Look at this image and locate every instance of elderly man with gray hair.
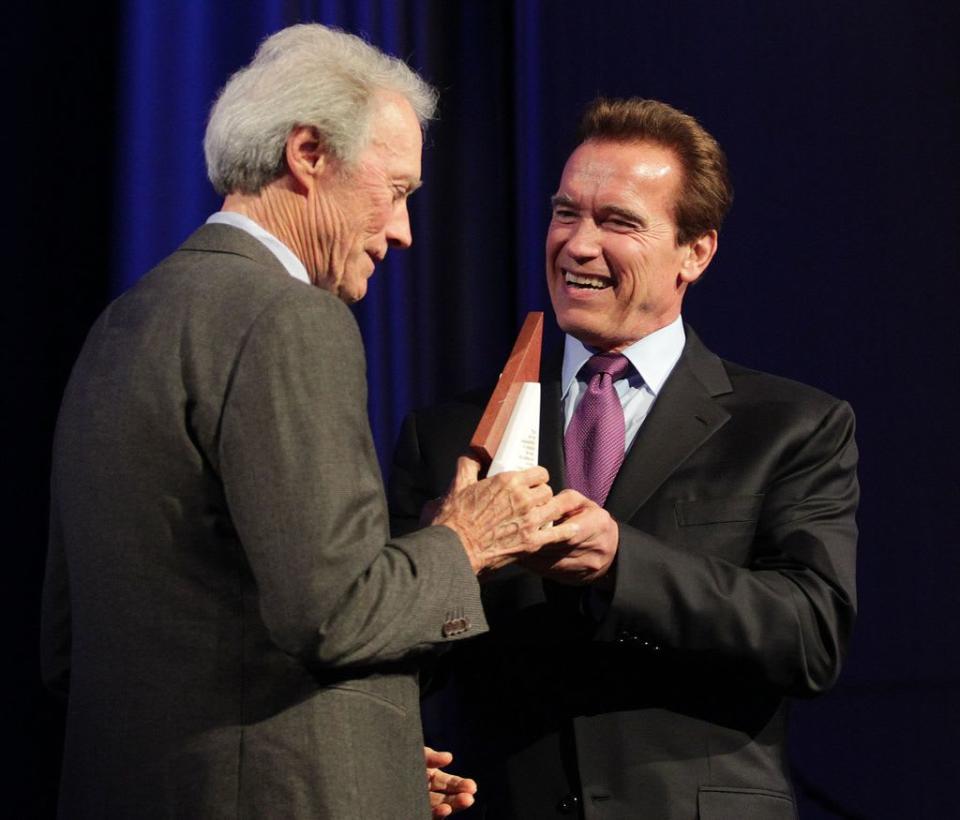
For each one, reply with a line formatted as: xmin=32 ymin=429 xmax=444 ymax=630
xmin=42 ymin=24 xmax=578 ymax=819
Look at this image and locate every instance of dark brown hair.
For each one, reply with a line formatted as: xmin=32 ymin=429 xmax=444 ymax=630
xmin=578 ymin=98 xmax=733 ymax=245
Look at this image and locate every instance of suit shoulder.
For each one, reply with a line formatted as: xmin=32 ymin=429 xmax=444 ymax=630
xmin=245 ymin=280 xmax=361 ymax=351
xmin=718 ymin=358 xmax=856 ymax=445
xmin=120 ymin=238 xmax=354 ymax=332
xmin=722 ymin=359 xmax=850 ymax=409
xmin=139 ymin=241 xmax=300 ymax=302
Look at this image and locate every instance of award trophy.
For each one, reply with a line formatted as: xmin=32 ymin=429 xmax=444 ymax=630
xmin=470 ymin=312 xmax=543 ymax=476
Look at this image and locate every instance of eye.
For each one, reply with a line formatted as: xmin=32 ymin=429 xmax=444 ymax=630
xmin=552 ymin=206 xmax=578 ymax=222
xmin=604 ymin=216 xmax=639 ymax=231
xmin=392 ymin=185 xmax=410 ymax=203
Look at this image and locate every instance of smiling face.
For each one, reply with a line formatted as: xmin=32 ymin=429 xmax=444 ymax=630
xmin=308 ymin=92 xmax=423 ymax=303
xmin=546 ymin=139 xmax=716 ymax=351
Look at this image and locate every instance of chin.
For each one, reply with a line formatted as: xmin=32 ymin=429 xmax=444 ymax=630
xmin=562 ymin=318 xmax=637 ymax=354
xmin=555 ymin=306 xmax=599 ymax=338
xmin=557 ymin=320 xmax=606 ymax=350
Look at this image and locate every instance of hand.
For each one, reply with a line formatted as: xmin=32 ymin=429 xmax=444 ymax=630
xmin=424 ymin=746 xmax=477 ymax=817
xmin=431 ymin=456 xmax=589 ymax=574
xmin=520 ymin=489 xmax=619 ymax=585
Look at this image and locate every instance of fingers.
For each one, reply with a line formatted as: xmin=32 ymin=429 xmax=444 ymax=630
xmin=510 ymin=464 xmax=550 ymax=488
xmin=430 ymin=792 xmax=477 ymax=815
xmin=427 ymin=752 xmax=477 ymax=818
xmin=521 ymin=500 xmax=620 ymax=584
xmin=429 ymin=771 xmax=478 ymax=795
xmin=424 ymin=745 xmax=454 ymax=769
xmin=527 ymin=489 xmax=592 ymax=535
xmin=519 ymin=479 xmax=554 ymax=512
xmin=487 ymin=467 xmax=553 ymax=515
xmin=552 ymin=488 xmax=593 ymax=516
xmin=537 ymin=502 xmax=612 ymax=548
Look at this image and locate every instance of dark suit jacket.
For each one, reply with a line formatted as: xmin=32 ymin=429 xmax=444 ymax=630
xmin=390 ymin=327 xmax=858 ymax=820
xmin=42 ymin=224 xmax=487 ymax=819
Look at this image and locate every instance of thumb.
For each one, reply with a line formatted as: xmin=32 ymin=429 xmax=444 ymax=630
xmin=451 ymin=455 xmax=481 ymax=493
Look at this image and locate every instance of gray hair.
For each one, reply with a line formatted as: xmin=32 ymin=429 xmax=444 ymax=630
xmin=204 ymin=24 xmax=438 ymax=195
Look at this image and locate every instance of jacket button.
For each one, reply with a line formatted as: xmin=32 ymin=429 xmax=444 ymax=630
xmin=557 ymin=793 xmax=580 ymax=814
xmin=441 ymin=614 xmax=471 ymax=637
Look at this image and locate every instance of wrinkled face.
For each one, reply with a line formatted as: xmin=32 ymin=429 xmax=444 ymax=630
xmin=546 ymin=139 xmax=708 ymax=351
xmin=311 ymin=92 xmax=423 ymax=303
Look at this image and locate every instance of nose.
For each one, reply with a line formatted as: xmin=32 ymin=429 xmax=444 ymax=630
xmin=386 ymin=201 xmax=413 ymax=249
xmin=564 ymin=218 xmax=602 ymax=261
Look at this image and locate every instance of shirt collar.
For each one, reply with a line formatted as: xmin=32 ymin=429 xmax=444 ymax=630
xmin=561 ymin=315 xmax=686 ymax=398
xmin=206 ymin=211 xmax=311 ymax=285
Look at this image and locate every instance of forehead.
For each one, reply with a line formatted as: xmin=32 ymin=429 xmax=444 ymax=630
xmin=559 ymin=139 xmax=681 ymax=205
xmin=361 ymin=92 xmax=423 ymax=176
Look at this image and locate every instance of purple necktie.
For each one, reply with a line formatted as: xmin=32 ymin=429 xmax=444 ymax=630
xmin=564 ymin=353 xmax=632 ymax=506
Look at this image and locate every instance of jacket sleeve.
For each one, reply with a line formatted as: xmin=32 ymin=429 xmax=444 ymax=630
xmin=218 ymin=290 xmax=486 ymax=667
xmin=601 ymin=399 xmax=859 ymax=696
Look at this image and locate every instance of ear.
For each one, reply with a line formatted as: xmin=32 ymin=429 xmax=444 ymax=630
xmin=284 ymin=125 xmax=329 ymax=193
xmin=678 ymin=229 xmax=718 ymax=285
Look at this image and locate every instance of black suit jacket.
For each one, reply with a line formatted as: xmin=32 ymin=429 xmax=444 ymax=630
xmin=390 ymin=327 xmax=859 ymax=820
xmin=42 ymin=224 xmax=487 ymax=819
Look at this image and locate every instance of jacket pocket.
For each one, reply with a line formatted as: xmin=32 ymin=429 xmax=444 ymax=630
xmin=698 ymin=785 xmax=796 ymax=820
xmin=675 ymin=494 xmax=764 ymax=526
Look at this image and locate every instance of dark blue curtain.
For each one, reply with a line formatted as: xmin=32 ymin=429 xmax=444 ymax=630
xmin=11 ymin=1 xmax=959 ymax=817
xmin=112 ymin=0 xmax=554 ymax=469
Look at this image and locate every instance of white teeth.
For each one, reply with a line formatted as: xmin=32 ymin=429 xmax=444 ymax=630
xmin=564 ymin=270 xmax=611 ymax=289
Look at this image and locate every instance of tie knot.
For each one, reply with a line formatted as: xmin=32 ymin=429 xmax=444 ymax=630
xmin=581 ymin=353 xmax=632 ymax=383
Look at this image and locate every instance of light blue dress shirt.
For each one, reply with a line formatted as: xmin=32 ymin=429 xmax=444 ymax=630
xmin=206 ymin=211 xmax=311 ymax=285
xmin=561 ymin=315 xmax=686 ymax=452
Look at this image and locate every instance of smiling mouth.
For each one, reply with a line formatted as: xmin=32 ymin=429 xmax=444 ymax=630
xmin=564 ymin=269 xmax=613 ymax=290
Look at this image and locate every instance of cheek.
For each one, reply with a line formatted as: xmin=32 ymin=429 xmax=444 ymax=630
xmin=361 ymin=185 xmax=394 ymax=226
xmin=607 ymin=239 xmax=642 ymax=273
xmin=545 ymin=227 xmax=568 ymax=260
xmin=378 ymin=201 xmax=396 ymax=229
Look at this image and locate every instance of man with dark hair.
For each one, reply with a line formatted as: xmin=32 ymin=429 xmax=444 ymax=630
xmin=390 ymin=98 xmax=858 ymax=819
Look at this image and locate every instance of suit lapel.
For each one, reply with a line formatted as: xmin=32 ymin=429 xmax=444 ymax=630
xmin=605 ymin=327 xmax=733 ymax=521
xmin=538 ymin=352 xmax=575 ymax=607
xmin=539 ymin=373 xmax=566 ymax=491
xmin=540 ymin=336 xmax=566 ymax=493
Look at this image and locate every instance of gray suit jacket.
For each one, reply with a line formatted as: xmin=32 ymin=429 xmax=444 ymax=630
xmin=42 ymin=224 xmax=487 ymax=818
xmin=390 ymin=329 xmax=859 ymax=820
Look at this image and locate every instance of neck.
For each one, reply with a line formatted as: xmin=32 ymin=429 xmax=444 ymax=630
xmin=221 ymin=179 xmax=317 ymax=284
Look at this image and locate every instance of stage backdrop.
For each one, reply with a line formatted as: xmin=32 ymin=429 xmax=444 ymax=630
xmin=12 ymin=1 xmax=958 ymax=818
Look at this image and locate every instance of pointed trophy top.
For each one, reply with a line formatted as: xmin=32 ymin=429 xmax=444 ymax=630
xmin=469 ymin=312 xmax=543 ymax=467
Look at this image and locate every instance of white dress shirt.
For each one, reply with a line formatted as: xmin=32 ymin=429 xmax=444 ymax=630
xmin=206 ymin=211 xmax=311 ymax=285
